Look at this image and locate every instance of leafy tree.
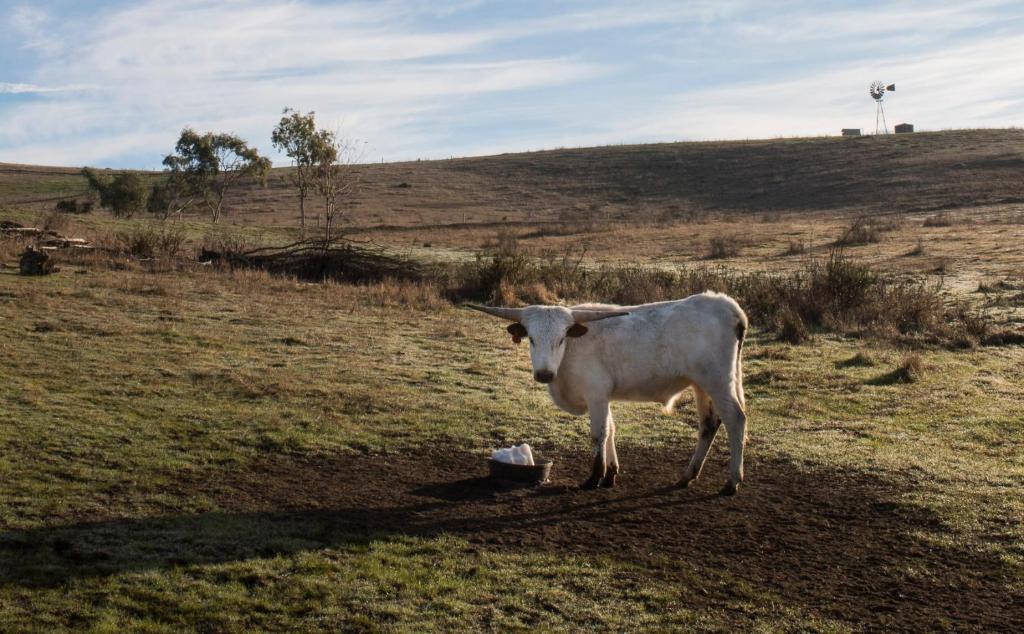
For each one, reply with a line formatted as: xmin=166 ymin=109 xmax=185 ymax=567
xmin=162 ymin=129 xmax=271 ymax=223
xmin=272 ymin=108 xmax=321 ymax=237
xmin=81 ymin=168 xmax=150 ymax=218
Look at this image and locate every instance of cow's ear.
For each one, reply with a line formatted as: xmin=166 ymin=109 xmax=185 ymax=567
xmin=567 ymin=323 xmax=588 ymax=338
xmin=507 ymin=322 xmax=528 ymax=344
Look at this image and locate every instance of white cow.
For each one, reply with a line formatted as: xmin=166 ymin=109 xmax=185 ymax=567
xmin=470 ymin=292 xmax=748 ymax=495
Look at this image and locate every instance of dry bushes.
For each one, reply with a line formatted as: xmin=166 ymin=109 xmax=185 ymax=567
xmin=449 ymin=245 xmax=1002 ymax=348
xmin=835 ymin=216 xmax=882 ymax=246
xmin=897 ymin=352 xmax=925 ymax=381
xmin=706 ymin=237 xmax=739 ymax=260
xmin=923 ymin=214 xmax=953 ymax=227
xmin=783 ymin=240 xmax=808 ymax=256
xmin=775 ymin=308 xmax=809 ymax=344
xmin=359 ymin=279 xmax=448 ymax=309
xmin=837 ymin=351 xmax=876 ymax=368
xmin=906 ymin=239 xmax=926 ymax=256
xmin=54 ymin=199 xmax=94 ymax=214
xmin=871 ymin=352 xmax=925 ymax=384
xmin=107 ymin=224 xmax=187 ymax=259
xmin=36 ymin=210 xmax=70 ymax=235
xmin=24 ymin=217 xmax=1009 ymax=349
xmin=835 ymin=213 xmax=911 ymax=247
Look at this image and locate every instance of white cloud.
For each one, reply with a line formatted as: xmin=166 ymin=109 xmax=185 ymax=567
xmin=0 ymin=0 xmax=1021 ymax=166
xmin=613 ymin=31 xmax=1024 ymax=141
xmin=0 ymin=82 xmax=94 ymax=94
xmin=3 ymin=130 xmax=172 ymax=168
xmin=8 ymin=5 xmax=62 ymax=54
xmin=732 ymin=0 xmax=1015 ymax=43
xmin=0 ymin=0 xmax=618 ymax=165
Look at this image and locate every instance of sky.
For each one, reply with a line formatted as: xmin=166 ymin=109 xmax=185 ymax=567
xmin=1 ymin=0 xmax=1022 ymax=168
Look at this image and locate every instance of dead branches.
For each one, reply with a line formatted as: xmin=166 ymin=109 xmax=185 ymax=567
xmin=200 ymin=237 xmax=421 ymax=283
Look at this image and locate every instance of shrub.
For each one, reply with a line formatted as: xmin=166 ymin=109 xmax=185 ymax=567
xmin=835 ymin=217 xmax=881 ymax=246
xmin=775 ymin=308 xmax=809 ymax=344
xmin=707 ymin=237 xmax=739 ymax=260
xmin=54 ymin=199 xmax=93 ymax=214
xmin=783 ymin=240 xmax=807 ymax=256
xmin=199 ymin=230 xmax=257 ymax=261
xmin=838 ymin=351 xmax=876 ymax=367
xmin=893 ymin=352 xmax=924 ymax=383
xmin=37 ymin=210 xmax=70 ymax=235
xmin=448 ymin=247 xmax=995 ymax=348
xmin=457 ymin=247 xmax=535 ymax=303
xmin=361 ymin=280 xmax=447 ymax=309
xmin=906 ymin=238 xmax=926 ymax=256
xmin=111 ymin=224 xmax=187 ymax=259
xmin=82 ymin=168 xmax=150 ymax=218
xmin=923 ymin=214 xmax=953 ymax=227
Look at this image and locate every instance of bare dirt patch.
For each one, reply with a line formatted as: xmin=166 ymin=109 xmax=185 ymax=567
xmin=3 ymin=447 xmax=1018 ymax=631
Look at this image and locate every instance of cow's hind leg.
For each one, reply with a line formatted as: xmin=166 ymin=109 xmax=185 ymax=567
xmin=601 ymin=415 xmax=619 ymax=488
xmin=677 ymin=386 xmax=720 ymax=488
xmin=708 ymin=385 xmax=747 ymax=496
xmin=581 ymin=400 xmax=611 ymax=489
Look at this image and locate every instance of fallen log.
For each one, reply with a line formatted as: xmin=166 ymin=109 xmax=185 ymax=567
xmin=39 ymin=237 xmax=91 ymax=249
xmin=1 ymin=220 xmax=93 ymax=249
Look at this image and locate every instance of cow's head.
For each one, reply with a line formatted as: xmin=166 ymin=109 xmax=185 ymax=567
xmin=468 ymin=304 xmax=629 ymax=383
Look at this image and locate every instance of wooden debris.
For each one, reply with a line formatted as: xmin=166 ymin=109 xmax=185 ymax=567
xmin=201 ymin=238 xmax=422 ymax=283
xmin=39 ymin=237 xmax=92 ymax=250
xmin=2 ymin=226 xmax=44 ymax=238
xmin=2 ymin=220 xmax=93 ymax=249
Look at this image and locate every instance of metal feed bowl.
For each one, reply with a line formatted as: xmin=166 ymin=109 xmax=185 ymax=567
xmin=488 ymin=458 xmax=553 ymax=484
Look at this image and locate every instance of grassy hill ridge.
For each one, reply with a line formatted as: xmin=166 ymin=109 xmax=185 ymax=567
xmin=3 ymin=129 xmax=1022 ymax=228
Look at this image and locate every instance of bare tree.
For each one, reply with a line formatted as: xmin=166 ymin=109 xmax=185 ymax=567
xmin=312 ymin=130 xmax=363 ymax=241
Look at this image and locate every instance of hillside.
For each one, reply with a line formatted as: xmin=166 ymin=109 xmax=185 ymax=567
xmin=3 ymin=129 xmax=1022 ymax=229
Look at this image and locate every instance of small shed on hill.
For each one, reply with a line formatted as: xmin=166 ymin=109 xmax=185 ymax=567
xmin=841 ymin=128 xmax=861 ymax=136
xmin=895 ymin=123 xmax=914 ymax=133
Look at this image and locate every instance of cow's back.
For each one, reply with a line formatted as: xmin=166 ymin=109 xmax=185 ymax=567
xmin=563 ymin=293 xmax=744 ymax=401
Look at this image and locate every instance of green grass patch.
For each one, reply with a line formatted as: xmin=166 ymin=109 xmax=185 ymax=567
xmin=1 ymin=261 xmax=1021 ymax=629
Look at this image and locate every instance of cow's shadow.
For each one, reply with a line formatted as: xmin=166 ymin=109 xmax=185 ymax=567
xmin=0 ymin=455 xmax=1019 ymax=630
xmin=0 ymin=478 xmax=709 ymax=588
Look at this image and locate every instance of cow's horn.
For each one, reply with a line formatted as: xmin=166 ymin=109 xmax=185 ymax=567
xmin=571 ymin=310 xmax=630 ymax=323
xmin=466 ymin=304 xmax=525 ymax=321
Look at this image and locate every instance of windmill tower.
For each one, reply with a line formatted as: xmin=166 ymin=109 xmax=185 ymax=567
xmin=869 ymin=81 xmax=896 ymax=134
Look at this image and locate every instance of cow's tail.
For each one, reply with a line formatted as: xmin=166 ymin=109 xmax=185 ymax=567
xmin=734 ymin=315 xmax=747 ymax=414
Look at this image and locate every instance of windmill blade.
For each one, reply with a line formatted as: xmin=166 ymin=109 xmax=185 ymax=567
xmin=869 ymin=80 xmax=886 ymax=100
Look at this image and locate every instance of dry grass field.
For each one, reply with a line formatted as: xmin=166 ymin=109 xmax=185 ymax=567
xmin=1 ymin=129 xmax=1023 ymax=631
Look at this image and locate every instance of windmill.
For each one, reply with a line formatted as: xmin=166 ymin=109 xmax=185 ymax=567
xmin=869 ymin=81 xmax=895 ymax=134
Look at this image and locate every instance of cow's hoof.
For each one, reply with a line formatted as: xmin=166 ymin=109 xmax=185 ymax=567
xmin=675 ymin=477 xmax=694 ymax=489
xmin=580 ymin=477 xmax=602 ymax=490
xmin=718 ymin=481 xmax=739 ymax=497
xmin=599 ymin=473 xmax=617 ymax=488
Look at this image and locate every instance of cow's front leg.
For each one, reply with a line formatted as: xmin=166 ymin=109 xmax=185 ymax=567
xmin=581 ymin=400 xmax=611 ymax=489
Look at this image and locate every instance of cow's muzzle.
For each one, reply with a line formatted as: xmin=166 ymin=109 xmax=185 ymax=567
xmin=534 ymin=370 xmax=555 ymax=383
